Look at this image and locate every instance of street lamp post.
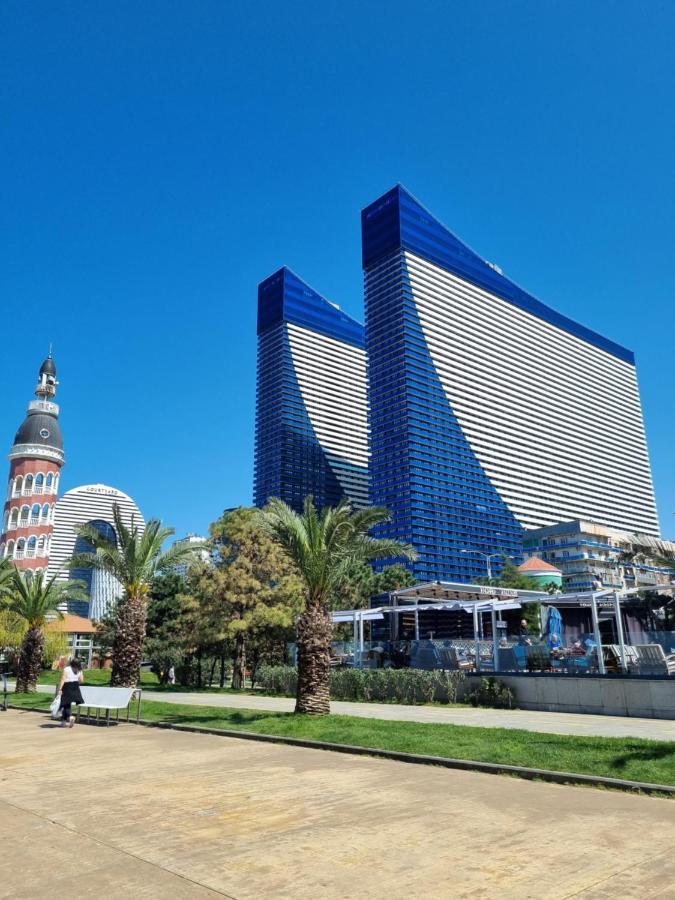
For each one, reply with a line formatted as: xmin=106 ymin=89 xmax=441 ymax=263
xmin=460 ymin=549 xmax=507 ymax=581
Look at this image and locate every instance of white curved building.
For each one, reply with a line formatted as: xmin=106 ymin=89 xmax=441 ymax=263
xmin=362 ymin=185 xmax=659 ymax=582
xmin=47 ymin=483 xmax=145 ymax=618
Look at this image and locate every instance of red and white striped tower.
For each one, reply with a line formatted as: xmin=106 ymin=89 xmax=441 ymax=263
xmin=1 ymin=354 xmax=64 ymax=572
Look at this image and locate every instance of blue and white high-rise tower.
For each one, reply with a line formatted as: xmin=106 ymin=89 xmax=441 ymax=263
xmin=362 ymin=185 xmax=659 ymax=582
xmin=254 ymin=267 xmax=369 ymax=512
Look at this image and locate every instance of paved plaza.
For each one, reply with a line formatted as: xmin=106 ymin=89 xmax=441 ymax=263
xmin=1 ymin=709 xmax=674 ymax=899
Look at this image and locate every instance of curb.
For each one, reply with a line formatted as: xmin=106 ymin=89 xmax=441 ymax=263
xmin=9 ymin=704 xmax=675 ymax=797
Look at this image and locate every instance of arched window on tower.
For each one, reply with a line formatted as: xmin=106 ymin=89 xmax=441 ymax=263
xmin=24 ymin=474 xmax=34 ymax=495
xmin=45 ymin=473 xmax=53 ymax=491
xmin=19 ymin=506 xmax=29 ymax=526
xmin=27 ymin=536 xmax=37 ymax=559
xmin=30 ymin=503 xmax=40 ymax=525
xmin=13 ymin=477 xmax=23 ymax=498
xmin=54 ymin=474 xmax=60 ymax=494
xmin=9 ymin=508 xmax=18 ymax=529
xmin=15 ymin=538 xmax=25 ymax=559
xmin=37 ymin=535 xmax=47 ymax=557
xmin=41 ymin=503 xmax=50 ymax=523
xmin=34 ymin=473 xmax=44 ymax=494
xmin=6 ymin=540 xmax=15 ymax=558
xmin=2 ymin=511 xmax=8 ymax=532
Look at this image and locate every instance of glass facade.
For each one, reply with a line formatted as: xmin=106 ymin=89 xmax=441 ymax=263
xmin=362 ymin=186 xmax=658 ymax=582
xmin=254 ymin=267 xmax=369 ymax=512
xmin=69 ymin=519 xmax=117 ymax=616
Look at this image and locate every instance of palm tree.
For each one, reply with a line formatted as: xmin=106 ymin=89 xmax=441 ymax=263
xmin=0 ymin=557 xmax=14 ymax=600
xmin=259 ymin=497 xmax=416 ymax=715
xmin=72 ymin=504 xmax=202 ymax=687
xmin=3 ymin=569 xmax=86 ymax=693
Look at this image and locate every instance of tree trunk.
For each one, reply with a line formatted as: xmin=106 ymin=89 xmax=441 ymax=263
xmin=219 ymin=652 xmax=226 ymax=688
xmin=208 ymin=656 xmax=217 ymax=688
xmin=231 ymin=632 xmax=246 ymax=690
xmin=15 ymin=626 xmax=45 ymax=693
xmin=111 ymin=594 xmax=147 ymax=687
xmin=295 ymin=598 xmax=331 ymax=715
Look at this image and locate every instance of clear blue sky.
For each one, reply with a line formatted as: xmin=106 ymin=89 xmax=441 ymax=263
xmin=2 ymin=1 xmax=674 ymax=538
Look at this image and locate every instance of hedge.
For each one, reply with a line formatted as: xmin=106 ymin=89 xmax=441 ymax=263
xmin=255 ymin=665 xmax=465 ymax=705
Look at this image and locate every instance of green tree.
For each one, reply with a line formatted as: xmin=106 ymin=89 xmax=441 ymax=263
xmin=482 ymin=558 xmax=560 ymax=631
xmin=333 ymin=561 xmax=416 ymax=610
xmin=259 ymin=498 xmax=416 ymax=716
xmin=202 ymin=507 xmax=302 ymax=689
xmin=72 ymin=504 xmax=201 ymax=687
xmin=2 ymin=569 xmax=86 ymax=692
xmin=144 ymin=572 xmax=191 ymax=683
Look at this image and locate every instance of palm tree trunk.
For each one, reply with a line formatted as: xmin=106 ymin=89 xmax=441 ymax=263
xmin=231 ymin=632 xmax=246 ymax=689
xmin=295 ymin=599 xmax=331 ymax=715
xmin=111 ymin=594 xmax=147 ymax=687
xmin=15 ymin=626 xmax=45 ymax=693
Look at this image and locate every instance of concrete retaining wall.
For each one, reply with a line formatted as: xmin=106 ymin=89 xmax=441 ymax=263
xmin=466 ymin=674 xmax=675 ymax=719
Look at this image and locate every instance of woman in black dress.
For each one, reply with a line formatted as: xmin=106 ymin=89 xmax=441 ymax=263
xmin=58 ymin=658 xmax=84 ymax=728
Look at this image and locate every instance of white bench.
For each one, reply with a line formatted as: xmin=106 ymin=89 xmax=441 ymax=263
xmin=77 ymin=686 xmax=142 ymax=725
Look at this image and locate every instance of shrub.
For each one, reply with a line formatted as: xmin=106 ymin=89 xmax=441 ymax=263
xmin=466 ymin=677 xmax=515 ymax=709
xmin=256 ymin=665 xmax=464 ymax=705
xmin=256 ymin=664 xmax=297 ymax=697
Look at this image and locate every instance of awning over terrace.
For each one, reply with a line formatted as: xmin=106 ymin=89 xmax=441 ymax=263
xmin=331 ymin=594 xmax=527 ymax=671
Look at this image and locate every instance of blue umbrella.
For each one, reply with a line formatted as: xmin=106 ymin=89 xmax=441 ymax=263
xmin=546 ymin=606 xmax=563 ymax=641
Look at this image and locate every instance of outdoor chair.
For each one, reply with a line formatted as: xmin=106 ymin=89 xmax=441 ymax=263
xmin=633 ymin=644 xmax=675 ymax=677
xmin=496 ymin=647 xmax=520 ymax=672
xmin=438 ymin=646 xmax=472 ymax=671
xmin=410 ymin=642 xmax=441 ymax=670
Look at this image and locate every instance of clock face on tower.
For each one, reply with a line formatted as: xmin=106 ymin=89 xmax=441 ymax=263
xmin=39 ymin=429 xmax=50 ymax=439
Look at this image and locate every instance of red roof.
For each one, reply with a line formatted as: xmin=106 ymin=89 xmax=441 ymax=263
xmin=46 ymin=614 xmax=97 ymax=635
xmin=518 ymin=557 xmax=561 ymax=574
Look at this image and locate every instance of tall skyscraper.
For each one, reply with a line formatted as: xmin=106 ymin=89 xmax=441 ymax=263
xmin=254 ymin=267 xmax=369 ymax=512
xmin=1 ymin=354 xmax=63 ymax=571
xmin=362 ymin=185 xmax=659 ymax=582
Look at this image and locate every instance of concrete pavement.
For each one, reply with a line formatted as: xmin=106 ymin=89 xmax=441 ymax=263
xmin=17 ymin=682 xmax=675 ymax=740
xmin=1 ymin=709 xmax=674 ymax=899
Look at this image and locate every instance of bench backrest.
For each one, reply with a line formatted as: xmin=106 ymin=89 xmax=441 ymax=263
xmin=635 ymin=644 xmax=666 ymax=663
xmin=80 ymin=686 xmax=136 ymax=709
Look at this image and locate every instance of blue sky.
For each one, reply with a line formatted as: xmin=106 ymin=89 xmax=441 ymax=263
xmin=2 ymin=1 xmax=674 ymax=538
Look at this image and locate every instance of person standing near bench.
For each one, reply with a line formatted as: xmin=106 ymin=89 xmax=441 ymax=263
xmin=58 ymin=658 xmax=84 ymax=728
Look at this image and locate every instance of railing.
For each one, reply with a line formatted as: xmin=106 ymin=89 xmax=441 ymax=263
xmin=29 ymin=517 xmax=40 ymax=526
xmin=329 ymin=637 xmax=675 ymax=677
xmin=14 ymin=551 xmax=24 ymax=559
xmin=25 ymin=550 xmax=36 ymax=559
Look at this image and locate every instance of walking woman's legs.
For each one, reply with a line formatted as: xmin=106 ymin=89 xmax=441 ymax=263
xmin=61 ymin=701 xmax=71 ymax=722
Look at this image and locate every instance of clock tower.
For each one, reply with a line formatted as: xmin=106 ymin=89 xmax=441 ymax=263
xmin=0 ymin=353 xmax=64 ymax=571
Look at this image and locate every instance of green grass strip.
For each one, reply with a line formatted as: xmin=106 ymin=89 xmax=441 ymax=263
xmin=10 ymin=692 xmax=675 ymax=788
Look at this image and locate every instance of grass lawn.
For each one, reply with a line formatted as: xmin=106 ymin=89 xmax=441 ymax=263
xmin=36 ymin=669 xmax=260 ymax=694
xmin=10 ymin=692 xmax=675 ymax=788
xmin=38 ymin=669 xmax=161 ymax=688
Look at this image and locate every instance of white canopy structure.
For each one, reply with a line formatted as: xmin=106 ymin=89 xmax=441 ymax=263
xmin=331 ymin=580 xmax=675 ymax=673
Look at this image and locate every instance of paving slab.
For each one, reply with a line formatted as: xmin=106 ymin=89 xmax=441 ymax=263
xmin=1 ymin=709 xmax=674 ymax=899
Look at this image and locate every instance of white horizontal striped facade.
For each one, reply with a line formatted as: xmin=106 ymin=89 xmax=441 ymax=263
xmin=406 ymin=250 xmax=659 ymax=536
xmin=286 ymin=322 xmax=369 ymax=507
xmin=47 ymin=484 xmax=145 ymax=615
